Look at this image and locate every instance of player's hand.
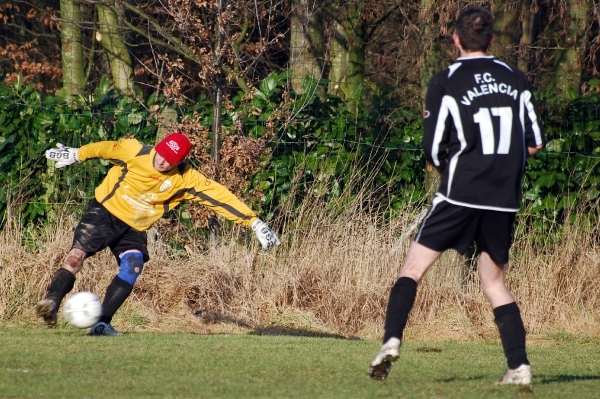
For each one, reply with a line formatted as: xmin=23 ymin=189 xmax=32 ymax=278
xmin=46 ymin=143 xmax=80 ymax=168
xmin=527 ymin=144 xmax=544 ymax=158
xmin=251 ymin=219 xmax=281 ymax=250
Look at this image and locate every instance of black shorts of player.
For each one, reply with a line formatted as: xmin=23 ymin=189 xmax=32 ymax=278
xmin=72 ymin=199 xmax=150 ymax=263
xmin=414 ymin=197 xmax=516 ymax=265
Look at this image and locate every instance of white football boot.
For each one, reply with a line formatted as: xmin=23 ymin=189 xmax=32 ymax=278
xmin=87 ymin=321 xmax=123 ymax=336
xmin=368 ymin=338 xmax=401 ymax=380
xmin=496 ymin=364 xmax=531 ymax=385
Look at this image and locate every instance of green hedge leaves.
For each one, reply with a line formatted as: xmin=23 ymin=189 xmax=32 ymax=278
xmin=2 ymin=73 xmax=600 ymax=235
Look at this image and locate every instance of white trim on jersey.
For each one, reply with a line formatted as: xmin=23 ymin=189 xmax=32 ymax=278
xmin=448 ymin=62 xmax=462 ymax=78
xmin=493 ymin=59 xmax=513 ymax=71
xmin=433 ymin=193 xmax=520 ymax=213
xmin=414 ymin=195 xmax=445 ymax=243
xmin=432 ymin=96 xmax=467 ymax=198
xmin=520 ymin=90 xmax=544 ymax=146
xmin=519 ymin=92 xmax=527 ymax=146
xmin=431 ymin=102 xmax=448 ymax=168
xmin=456 ymin=56 xmax=494 ymax=61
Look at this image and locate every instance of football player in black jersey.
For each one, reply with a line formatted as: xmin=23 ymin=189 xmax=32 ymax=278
xmin=369 ymin=7 xmax=545 ymax=384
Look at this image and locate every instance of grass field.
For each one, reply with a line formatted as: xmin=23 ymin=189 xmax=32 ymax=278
xmin=1 ymin=325 xmax=600 ymax=399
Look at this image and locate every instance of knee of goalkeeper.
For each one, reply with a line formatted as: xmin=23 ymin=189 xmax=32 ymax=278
xmin=117 ymin=251 xmax=145 ymax=286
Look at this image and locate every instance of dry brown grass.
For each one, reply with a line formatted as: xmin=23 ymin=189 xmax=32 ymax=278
xmin=2 ymin=193 xmax=600 ymax=342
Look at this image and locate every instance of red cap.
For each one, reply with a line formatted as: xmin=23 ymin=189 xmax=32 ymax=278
xmin=155 ymin=133 xmax=191 ymax=164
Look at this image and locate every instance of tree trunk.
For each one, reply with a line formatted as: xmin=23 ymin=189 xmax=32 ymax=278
xmin=59 ymin=0 xmax=85 ymax=98
xmin=418 ymin=0 xmax=443 ymax=109
xmin=517 ymin=0 xmax=538 ymax=73
xmin=326 ymin=2 xmax=366 ymax=113
xmin=491 ymin=2 xmax=521 ymax=66
xmin=96 ymin=0 xmax=133 ymax=95
xmin=328 ymin=19 xmax=348 ymax=96
xmin=328 ymin=20 xmax=365 ymax=112
xmin=289 ymin=0 xmax=325 ymax=95
xmin=550 ymin=0 xmax=590 ymax=98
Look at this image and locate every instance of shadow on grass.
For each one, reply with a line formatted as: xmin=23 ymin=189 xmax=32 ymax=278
xmin=194 ymin=310 xmax=253 ymax=329
xmin=250 ymin=326 xmax=350 ymax=340
xmin=193 ymin=310 xmax=352 ymax=339
xmin=434 ymin=375 xmax=486 ymax=383
xmin=435 ymin=375 xmax=535 ymax=394
xmin=539 ymin=374 xmax=600 ymax=384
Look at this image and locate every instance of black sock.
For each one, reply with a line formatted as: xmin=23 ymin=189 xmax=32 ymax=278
xmin=100 ymin=276 xmax=133 ymax=324
xmin=383 ymin=277 xmax=418 ymax=343
xmin=494 ymin=302 xmax=529 ymax=369
xmin=45 ymin=268 xmax=75 ymax=306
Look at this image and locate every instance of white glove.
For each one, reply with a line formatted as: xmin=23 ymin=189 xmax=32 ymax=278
xmin=45 ymin=143 xmax=80 ymax=168
xmin=251 ymin=219 xmax=281 ymax=250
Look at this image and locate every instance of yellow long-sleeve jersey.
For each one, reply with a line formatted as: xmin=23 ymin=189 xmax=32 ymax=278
xmin=77 ymin=138 xmax=258 ymax=231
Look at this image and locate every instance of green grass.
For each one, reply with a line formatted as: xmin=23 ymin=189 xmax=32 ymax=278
xmin=1 ymin=326 xmax=599 ymax=398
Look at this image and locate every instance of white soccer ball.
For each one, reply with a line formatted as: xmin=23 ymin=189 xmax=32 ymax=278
xmin=63 ymin=292 xmax=102 ymax=329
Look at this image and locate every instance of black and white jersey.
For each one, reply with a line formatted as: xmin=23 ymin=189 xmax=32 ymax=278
xmin=423 ymin=56 xmax=546 ymax=211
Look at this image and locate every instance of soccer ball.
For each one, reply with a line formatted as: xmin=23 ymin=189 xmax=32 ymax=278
xmin=63 ymin=292 xmax=102 ymax=329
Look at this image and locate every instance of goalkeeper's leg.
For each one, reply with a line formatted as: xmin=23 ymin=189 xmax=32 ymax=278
xmin=88 ymin=251 xmax=144 ymax=336
xmin=35 ymin=249 xmax=85 ymax=326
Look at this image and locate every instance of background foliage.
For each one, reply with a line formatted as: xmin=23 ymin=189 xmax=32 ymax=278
xmin=2 ymin=72 xmax=600 ymax=236
xmin=2 ymin=0 xmax=600 ymax=235
xmin=521 ymin=81 xmax=600 ymax=234
xmin=0 ymin=72 xmax=427 ymax=231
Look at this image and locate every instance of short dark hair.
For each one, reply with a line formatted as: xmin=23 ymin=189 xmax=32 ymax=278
xmin=455 ymin=8 xmax=494 ymax=53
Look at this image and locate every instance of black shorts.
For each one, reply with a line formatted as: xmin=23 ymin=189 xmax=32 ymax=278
xmin=414 ymin=197 xmax=516 ymax=264
xmin=72 ymin=199 xmax=150 ymax=263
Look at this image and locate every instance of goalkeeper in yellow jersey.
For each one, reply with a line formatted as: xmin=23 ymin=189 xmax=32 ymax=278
xmin=37 ymin=133 xmax=280 ymax=335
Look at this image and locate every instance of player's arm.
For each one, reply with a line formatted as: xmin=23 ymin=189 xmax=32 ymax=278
xmin=77 ymin=139 xmax=143 ymax=163
xmin=184 ymin=169 xmax=280 ymax=250
xmin=45 ymin=139 xmax=142 ymax=167
xmin=185 ymin=170 xmax=257 ymax=226
xmin=521 ymin=81 xmax=547 ymax=158
xmin=422 ymin=76 xmax=451 ymax=173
